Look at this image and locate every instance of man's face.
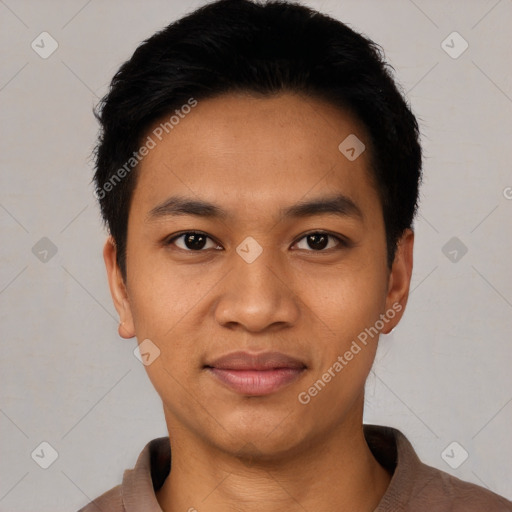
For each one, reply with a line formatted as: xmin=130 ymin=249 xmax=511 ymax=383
xmin=106 ymin=92 xmax=412 ymax=458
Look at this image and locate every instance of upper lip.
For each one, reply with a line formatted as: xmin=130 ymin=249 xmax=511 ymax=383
xmin=205 ymin=351 xmax=307 ymax=371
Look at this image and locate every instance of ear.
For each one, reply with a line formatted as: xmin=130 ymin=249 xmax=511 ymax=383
xmin=381 ymin=228 xmax=414 ymax=334
xmin=103 ymin=236 xmax=136 ymax=339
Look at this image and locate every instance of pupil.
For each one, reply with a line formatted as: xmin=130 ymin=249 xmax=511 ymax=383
xmin=185 ymin=233 xmax=207 ymax=250
xmin=308 ymin=233 xmax=328 ymax=250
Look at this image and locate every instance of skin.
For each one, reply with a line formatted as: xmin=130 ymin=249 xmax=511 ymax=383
xmin=104 ymin=92 xmax=414 ymax=512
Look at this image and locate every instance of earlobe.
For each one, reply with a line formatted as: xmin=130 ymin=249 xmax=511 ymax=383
xmin=382 ymin=229 xmax=414 ymax=334
xmin=103 ymin=236 xmax=136 ymax=339
xmin=118 ymin=320 xmax=134 ymax=339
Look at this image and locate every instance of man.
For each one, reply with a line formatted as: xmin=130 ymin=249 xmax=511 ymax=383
xmin=80 ymin=0 xmax=512 ymax=510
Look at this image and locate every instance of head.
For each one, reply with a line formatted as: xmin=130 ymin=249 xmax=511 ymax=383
xmin=97 ymin=0 xmax=421 ymax=460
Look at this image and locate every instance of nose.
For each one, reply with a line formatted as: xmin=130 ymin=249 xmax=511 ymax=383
xmin=214 ymin=243 xmax=300 ymax=333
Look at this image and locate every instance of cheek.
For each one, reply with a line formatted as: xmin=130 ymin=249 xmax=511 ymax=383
xmin=127 ymin=251 xmax=202 ymax=332
xmin=295 ymin=275 xmax=385 ymax=422
xmin=301 ymin=259 xmax=387 ymax=338
xmin=294 ymin=259 xmax=387 ymax=407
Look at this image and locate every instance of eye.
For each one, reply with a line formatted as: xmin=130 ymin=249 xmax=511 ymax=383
xmin=166 ymin=231 xmax=222 ymax=251
xmin=293 ymin=231 xmax=347 ymax=251
xmin=164 ymin=230 xmax=349 ymax=253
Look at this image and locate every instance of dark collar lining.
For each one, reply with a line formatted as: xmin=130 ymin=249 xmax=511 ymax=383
xmin=363 ymin=424 xmax=399 ymax=474
xmin=148 ymin=437 xmax=171 ymax=491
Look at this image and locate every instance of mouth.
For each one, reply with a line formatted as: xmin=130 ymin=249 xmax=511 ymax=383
xmin=204 ymin=351 xmax=307 ymax=396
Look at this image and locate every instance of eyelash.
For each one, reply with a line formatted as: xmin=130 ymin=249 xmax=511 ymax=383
xmin=164 ymin=230 xmax=349 ymax=253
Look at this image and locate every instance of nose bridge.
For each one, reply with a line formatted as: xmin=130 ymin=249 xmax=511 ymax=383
xmin=235 ymin=241 xmax=278 ymax=292
xmin=232 ymin=238 xmax=282 ymax=304
xmin=214 ymin=238 xmax=299 ymax=331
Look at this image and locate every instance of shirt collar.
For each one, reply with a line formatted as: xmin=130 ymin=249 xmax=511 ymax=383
xmin=120 ymin=424 xmax=420 ymax=511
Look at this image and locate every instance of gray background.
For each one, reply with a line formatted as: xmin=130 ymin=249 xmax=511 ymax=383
xmin=1 ymin=0 xmax=511 ymax=510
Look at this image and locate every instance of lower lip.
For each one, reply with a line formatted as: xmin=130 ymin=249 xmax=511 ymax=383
xmin=207 ymin=368 xmax=305 ymax=396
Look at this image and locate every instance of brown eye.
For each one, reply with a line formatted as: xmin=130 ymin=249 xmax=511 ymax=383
xmin=294 ymin=232 xmax=346 ymax=251
xmin=167 ymin=232 xmax=220 ymax=251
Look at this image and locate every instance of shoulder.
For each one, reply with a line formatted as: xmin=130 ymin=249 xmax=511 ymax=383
xmin=414 ymin=464 xmax=512 ymax=511
xmin=74 ymin=436 xmax=170 ymax=512
xmin=76 ymin=484 xmax=123 ymax=512
xmin=365 ymin=425 xmax=512 ymax=511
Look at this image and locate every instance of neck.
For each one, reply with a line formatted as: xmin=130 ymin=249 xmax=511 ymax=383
xmin=156 ymin=405 xmax=391 ymax=512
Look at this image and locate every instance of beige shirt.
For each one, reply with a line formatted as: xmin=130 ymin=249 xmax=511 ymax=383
xmin=77 ymin=424 xmax=512 ymax=511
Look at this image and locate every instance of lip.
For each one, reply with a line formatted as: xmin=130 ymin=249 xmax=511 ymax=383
xmin=205 ymin=351 xmax=307 ymax=396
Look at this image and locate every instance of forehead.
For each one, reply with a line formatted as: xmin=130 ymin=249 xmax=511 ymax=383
xmin=131 ymin=92 xmax=379 ymax=221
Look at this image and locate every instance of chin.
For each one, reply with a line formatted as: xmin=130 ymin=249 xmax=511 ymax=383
xmin=212 ymin=407 xmax=313 ymax=457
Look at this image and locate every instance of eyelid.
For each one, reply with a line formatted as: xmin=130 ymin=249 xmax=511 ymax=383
xmin=164 ymin=230 xmax=350 ymax=252
xmin=165 ymin=230 xmax=222 ymax=250
xmin=292 ymin=230 xmax=349 ymax=251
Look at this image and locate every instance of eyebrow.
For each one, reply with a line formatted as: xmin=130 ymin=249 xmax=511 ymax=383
xmin=146 ymin=193 xmax=364 ymax=222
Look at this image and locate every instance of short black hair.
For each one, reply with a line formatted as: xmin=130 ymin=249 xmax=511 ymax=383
xmin=93 ymin=0 xmax=422 ymax=279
